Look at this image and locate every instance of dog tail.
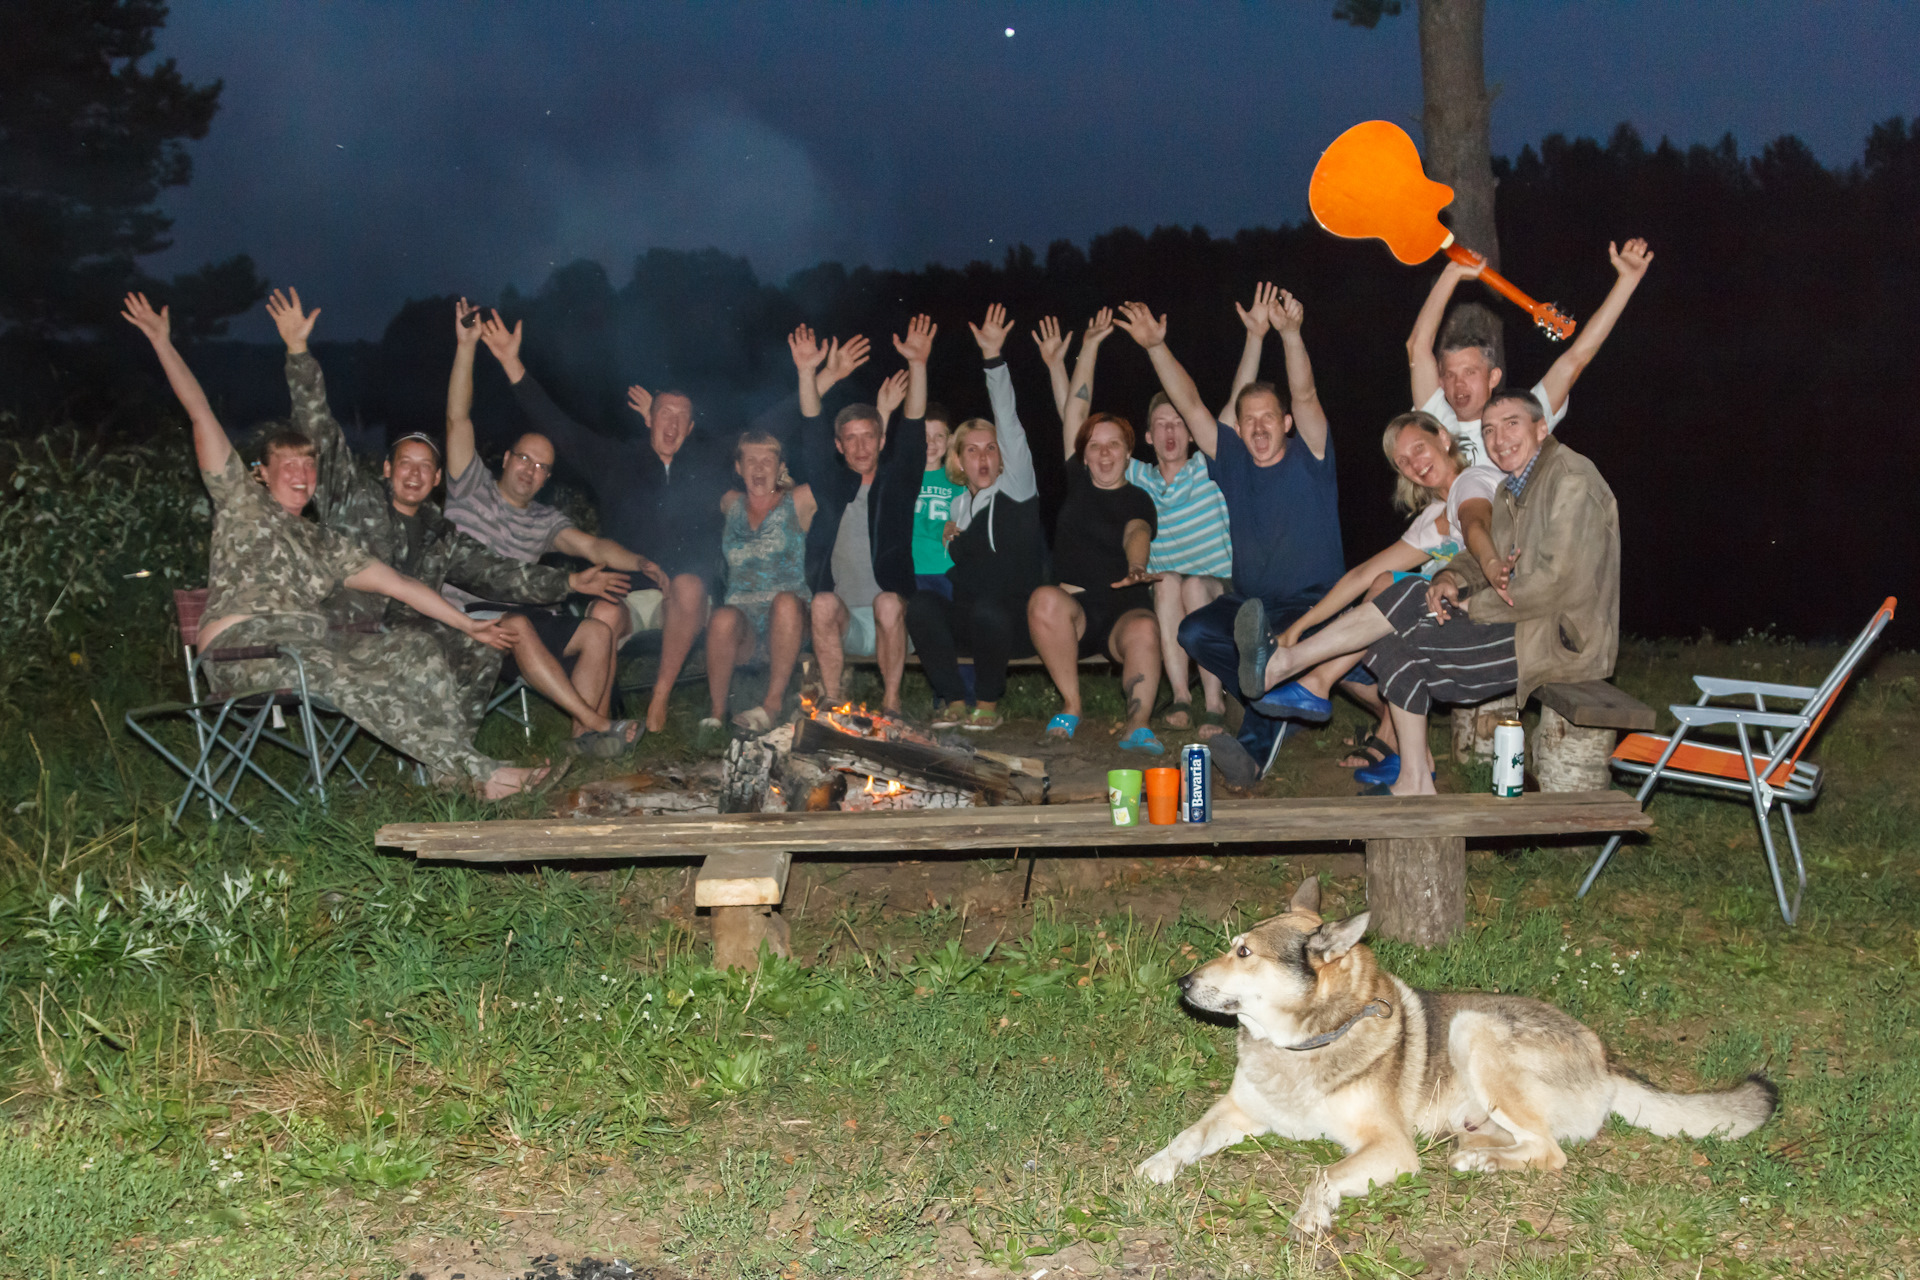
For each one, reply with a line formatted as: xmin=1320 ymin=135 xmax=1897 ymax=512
xmin=1609 ymin=1072 xmax=1777 ymax=1140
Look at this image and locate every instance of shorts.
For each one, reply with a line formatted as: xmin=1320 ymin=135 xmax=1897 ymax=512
xmin=1073 ymin=584 xmax=1153 ymax=659
xmin=498 ymin=610 xmax=584 ymax=683
xmin=621 ymin=588 xmax=665 ymax=634
xmin=915 ymin=573 xmax=954 ymax=601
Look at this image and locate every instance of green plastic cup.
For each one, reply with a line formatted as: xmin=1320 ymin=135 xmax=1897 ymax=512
xmin=1107 ymin=769 xmax=1144 ymax=827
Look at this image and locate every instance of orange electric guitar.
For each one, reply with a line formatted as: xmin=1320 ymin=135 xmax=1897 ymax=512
xmin=1309 ymin=120 xmax=1576 ymax=341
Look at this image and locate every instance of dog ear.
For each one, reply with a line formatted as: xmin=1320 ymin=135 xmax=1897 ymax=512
xmin=1307 ymin=911 xmax=1370 ymax=961
xmin=1289 ymin=877 xmax=1321 ymax=915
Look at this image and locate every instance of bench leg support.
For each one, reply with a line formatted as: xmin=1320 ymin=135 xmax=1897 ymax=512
xmin=1365 ymin=836 xmax=1465 ymax=947
xmin=711 ymin=904 xmax=792 ymax=971
xmin=1531 ymin=706 xmax=1615 ymax=793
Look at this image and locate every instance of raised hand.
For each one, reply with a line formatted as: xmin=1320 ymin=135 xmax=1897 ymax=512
xmin=626 ymin=384 xmax=653 ymax=424
xmin=478 ymin=311 xmax=523 ymax=366
xmin=265 ymin=287 xmax=320 ymax=352
xmin=1082 ymin=306 xmax=1116 ymax=346
xmin=1030 ymin=315 xmax=1071 ymax=367
xmin=1610 ymin=238 xmax=1654 ymax=281
xmin=453 ymin=297 xmax=482 ymax=349
xmin=569 ymin=565 xmax=633 ymax=603
xmin=892 ymin=313 xmax=936 ymax=365
xmin=1235 ymin=282 xmax=1278 ymax=336
xmin=120 ymin=292 xmax=171 ymax=346
xmin=1445 ymin=249 xmax=1488 ymax=281
xmin=876 ymin=368 xmax=909 ymax=421
xmin=969 ymin=303 xmax=1013 ymax=360
xmin=819 ymin=334 xmax=872 ymax=389
xmin=788 ymin=323 xmax=826 ymax=374
xmin=1114 ymin=301 xmax=1167 ymax=350
xmin=1273 ymin=289 xmax=1305 ymax=336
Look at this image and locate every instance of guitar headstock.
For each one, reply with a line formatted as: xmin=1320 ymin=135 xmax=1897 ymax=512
xmin=1531 ymin=304 xmax=1577 ymax=343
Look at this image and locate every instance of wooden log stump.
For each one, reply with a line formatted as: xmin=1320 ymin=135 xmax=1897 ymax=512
xmin=1531 ymin=705 xmax=1615 ymax=793
xmin=711 ymin=905 xmax=791 ymax=971
xmin=1451 ymin=693 xmax=1520 ymax=762
xmin=1365 ymin=836 xmax=1465 ymax=947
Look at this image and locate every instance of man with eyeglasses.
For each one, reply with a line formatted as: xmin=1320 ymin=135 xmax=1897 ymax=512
xmin=442 ymin=300 xmax=667 ymax=753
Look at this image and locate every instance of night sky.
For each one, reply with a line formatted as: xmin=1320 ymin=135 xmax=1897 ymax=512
xmin=149 ymin=1 xmax=1919 ymax=340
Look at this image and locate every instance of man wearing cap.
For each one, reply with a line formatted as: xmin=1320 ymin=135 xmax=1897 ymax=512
xmin=268 ymin=289 xmax=641 ymax=756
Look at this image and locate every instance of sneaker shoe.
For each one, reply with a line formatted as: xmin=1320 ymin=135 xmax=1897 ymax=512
xmin=1234 ymin=598 xmax=1274 ymax=699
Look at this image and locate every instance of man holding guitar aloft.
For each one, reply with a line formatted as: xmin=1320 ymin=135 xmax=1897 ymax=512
xmin=1408 ymin=237 xmax=1654 ymax=470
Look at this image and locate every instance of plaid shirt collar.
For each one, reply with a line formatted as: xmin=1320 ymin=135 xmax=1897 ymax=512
xmin=1504 ymin=449 xmax=1543 ymax=499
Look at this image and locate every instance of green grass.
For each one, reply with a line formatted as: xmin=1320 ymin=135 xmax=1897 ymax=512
xmin=1 ymin=636 xmax=1917 ymax=1278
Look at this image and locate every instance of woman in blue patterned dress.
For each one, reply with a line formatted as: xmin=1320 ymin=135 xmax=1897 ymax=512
xmin=707 ymin=430 xmax=816 ymax=733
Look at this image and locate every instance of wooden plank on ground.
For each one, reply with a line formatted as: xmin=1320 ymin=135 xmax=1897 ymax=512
xmin=1536 ymin=680 xmax=1657 ymax=732
xmin=376 ymin=792 xmax=1650 ymax=863
xmin=695 ymin=849 xmax=791 ymax=907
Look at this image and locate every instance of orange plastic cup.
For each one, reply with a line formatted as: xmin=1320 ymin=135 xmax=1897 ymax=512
xmin=1143 ymin=767 xmax=1180 ymax=825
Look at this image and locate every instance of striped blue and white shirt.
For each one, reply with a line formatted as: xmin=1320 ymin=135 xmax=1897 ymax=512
xmin=1126 ymin=453 xmax=1233 ymax=579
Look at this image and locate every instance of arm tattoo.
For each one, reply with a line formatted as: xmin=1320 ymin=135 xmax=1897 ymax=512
xmin=1074 ymin=385 xmax=1091 ymax=402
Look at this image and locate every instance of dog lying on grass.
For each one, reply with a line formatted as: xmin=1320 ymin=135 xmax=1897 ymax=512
xmin=1138 ymin=879 xmax=1776 ymax=1238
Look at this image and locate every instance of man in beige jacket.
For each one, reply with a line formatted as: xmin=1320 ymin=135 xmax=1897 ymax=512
xmin=1246 ymin=388 xmax=1619 ymax=795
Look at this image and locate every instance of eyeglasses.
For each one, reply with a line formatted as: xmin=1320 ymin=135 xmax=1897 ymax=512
xmin=509 ymin=451 xmax=553 ymax=476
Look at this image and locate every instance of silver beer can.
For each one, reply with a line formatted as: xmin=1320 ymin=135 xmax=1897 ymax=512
xmin=1180 ymin=742 xmax=1212 ymax=822
xmin=1492 ymin=719 xmax=1525 ymax=797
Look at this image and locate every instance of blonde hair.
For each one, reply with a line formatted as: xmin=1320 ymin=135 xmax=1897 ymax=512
xmin=945 ymin=418 xmax=997 ymax=486
xmin=735 ymin=429 xmax=795 ymax=491
xmin=1381 ymin=411 xmax=1468 ymax=515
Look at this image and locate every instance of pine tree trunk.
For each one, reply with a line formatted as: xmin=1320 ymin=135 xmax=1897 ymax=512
xmin=1418 ymin=0 xmax=1499 ymax=269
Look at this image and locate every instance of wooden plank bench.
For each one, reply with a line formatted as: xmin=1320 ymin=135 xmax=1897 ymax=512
xmin=378 ymin=791 xmax=1650 ymax=960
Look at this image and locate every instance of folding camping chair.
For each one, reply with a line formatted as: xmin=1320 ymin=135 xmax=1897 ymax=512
xmin=486 ymin=678 xmax=535 ymax=741
xmin=124 ymin=589 xmax=380 ymax=829
xmin=1578 ymin=597 xmax=1896 ymax=925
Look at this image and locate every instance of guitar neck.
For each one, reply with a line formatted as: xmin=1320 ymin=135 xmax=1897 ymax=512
xmin=1443 ymin=245 xmax=1576 ymax=341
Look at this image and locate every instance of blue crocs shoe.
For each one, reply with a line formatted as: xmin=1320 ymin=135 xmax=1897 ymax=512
xmin=1249 ymin=680 xmax=1333 ymax=723
xmin=1353 ymin=753 xmax=1401 ymax=786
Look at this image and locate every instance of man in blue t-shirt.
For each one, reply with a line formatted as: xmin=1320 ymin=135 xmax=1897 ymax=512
xmin=1117 ymin=289 xmax=1343 ymax=781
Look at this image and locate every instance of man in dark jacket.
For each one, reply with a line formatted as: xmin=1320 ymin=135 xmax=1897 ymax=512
xmin=777 ymin=320 xmax=929 ymax=714
xmin=477 ymin=313 xmax=730 ymax=733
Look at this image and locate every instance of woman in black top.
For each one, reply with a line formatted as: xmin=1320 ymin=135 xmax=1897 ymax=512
xmin=1028 ymin=314 xmax=1166 ymax=754
xmin=904 ymin=305 xmax=1046 ymax=732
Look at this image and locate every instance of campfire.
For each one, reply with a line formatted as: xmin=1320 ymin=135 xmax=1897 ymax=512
xmin=721 ymin=699 xmax=1012 ymax=814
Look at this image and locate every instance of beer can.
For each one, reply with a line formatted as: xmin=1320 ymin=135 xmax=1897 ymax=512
xmin=1491 ymin=719 xmax=1526 ymax=797
xmin=1180 ymin=743 xmax=1212 ymax=823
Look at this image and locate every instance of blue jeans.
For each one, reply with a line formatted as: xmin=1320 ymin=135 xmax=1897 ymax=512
xmin=1177 ymin=594 xmax=1315 ymax=761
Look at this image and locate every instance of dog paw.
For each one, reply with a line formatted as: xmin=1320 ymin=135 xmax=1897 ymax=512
xmin=1450 ymin=1148 xmax=1500 ymax=1173
xmin=1288 ymin=1178 xmax=1337 ymax=1239
xmin=1135 ymin=1150 xmax=1184 ymax=1184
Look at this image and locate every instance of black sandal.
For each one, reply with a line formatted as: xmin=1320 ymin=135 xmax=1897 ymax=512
xmin=1338 ymin=732 xmax=1393 ymax=770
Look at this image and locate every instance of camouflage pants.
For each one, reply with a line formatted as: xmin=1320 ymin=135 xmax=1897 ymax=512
xmin=390 ymin=618 xmax=506 ymax=737
xmin=203 ymin=614 xmax=501 ymax=783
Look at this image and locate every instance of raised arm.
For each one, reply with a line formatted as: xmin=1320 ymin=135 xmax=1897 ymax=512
xmin=1115 ymin=302 xmax=1219 ymax=458
xmin=1061 ymin=308 xmax=1114 ymax=457
xmin=1536 ymin=238 xmax=1653 ymax=415
xmin=481 ymin=311 xmax=621 ymax=478
xmin=1272 ymin=291 xmax=1329 ymax=460
xmin=444 ymin=298 xmax=483 ymax=481
xmin=1407 ymin=257 xmax=1484 ymax=407
xmin=970 ymin=304 xmax=1037 ymax=498
xmin=893 ymin=313 xmax=935 ymax=421
xmin=874 ymin=368 xmax=909 ymax=436
xmin=266 ymin=288 xmax=359 ymax=518
xmin=814 ymin=333 xmax=871 ymax=403
xmin=1220 ymin=282 xmax=1277 ymax=430
xmin=789 ymin=324 xmax=828 ymax=419
xmin=122 ymin=293 xmax=229 ymax=473
xmin=1030 ymin=315 xmax=1072 ymax=425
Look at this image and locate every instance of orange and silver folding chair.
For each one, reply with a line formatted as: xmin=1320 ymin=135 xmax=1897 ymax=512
xmin=124 ymin=589 xmax=377 ymax=829
xmin=1578 ymin=597 xmax=1896 ymax=924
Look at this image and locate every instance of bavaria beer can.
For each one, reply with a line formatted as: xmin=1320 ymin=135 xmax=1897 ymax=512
xmin=1180 ymin=743 xmax=1212 ymax=822
xmin=1492 ymin=719 xmax=1526 ymax=797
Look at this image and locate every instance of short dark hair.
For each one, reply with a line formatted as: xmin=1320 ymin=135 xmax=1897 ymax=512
xmin=1483 ymin=387 xmax=1545 ymax=422
xmin=1234 ymin=381 xmax=1285 ymax=419
xmin=924 ymin=401 xmax=952 ymax=428
xmin=833 ymin=404 xmax=880 ymax=438
xmin=1437 ymin=302 xmax=1504 ymax=374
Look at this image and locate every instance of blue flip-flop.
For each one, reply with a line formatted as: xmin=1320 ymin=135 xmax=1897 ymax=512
xmin=1117 ymin=726 xmax=1165 ymax=755
xmin=1043 ymin=712 xmax=1079 ymax=741
xmin=1250 ymin=680 xmax=1333 ymax=723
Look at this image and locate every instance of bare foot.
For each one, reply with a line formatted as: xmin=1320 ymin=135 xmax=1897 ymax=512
xmin=1387 ymin=771 xmax=1437 ymax=798
xmin=478 ymin=763 xmax=547 ymax=800
xmin=1163 ymin=703 xmax=1193 ymax=730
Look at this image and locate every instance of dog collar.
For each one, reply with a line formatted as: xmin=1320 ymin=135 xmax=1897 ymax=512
xmin=1284 ymin=998 xmax=1392 ymax=1051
